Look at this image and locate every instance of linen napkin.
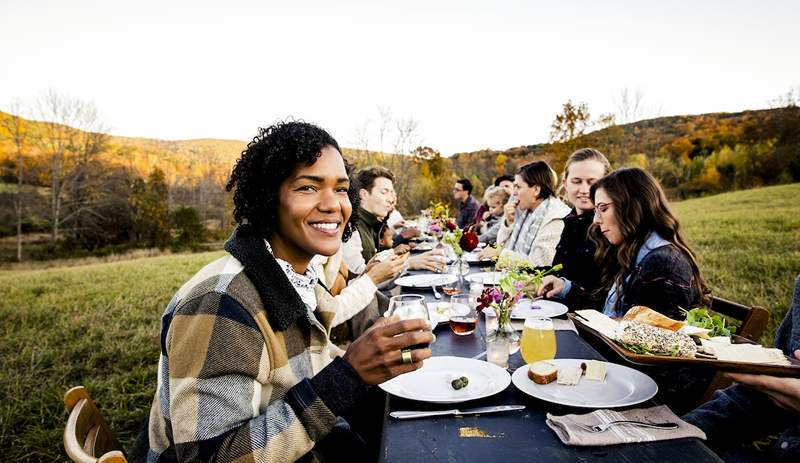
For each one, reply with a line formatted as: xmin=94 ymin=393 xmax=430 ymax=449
xmin=511 ymin=318 xmax=577 ymax=333
xmin=546 ymin=405 xmax=706 ymax=446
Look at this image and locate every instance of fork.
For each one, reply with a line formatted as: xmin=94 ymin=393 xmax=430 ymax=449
xmin=582 ymin=420 xmax=679 ymax=433
xmin=431 ymin=285 xmax=442 ymax=299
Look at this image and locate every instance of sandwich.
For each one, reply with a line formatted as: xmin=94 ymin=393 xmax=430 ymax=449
xmin=622 ymin=306 xmax=684 ymax=331
xmin=618 ymin=322 xmax=697 ymax=357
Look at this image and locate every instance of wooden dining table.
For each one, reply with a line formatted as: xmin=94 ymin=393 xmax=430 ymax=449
xmin=379 ymin=264 xmax=723 ymax=462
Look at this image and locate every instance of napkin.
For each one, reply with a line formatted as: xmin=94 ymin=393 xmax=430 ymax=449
xmin=545 ymin=405 xmax=706 ymax=446
xmin=511 ymin=318 xmax=577 ymax=333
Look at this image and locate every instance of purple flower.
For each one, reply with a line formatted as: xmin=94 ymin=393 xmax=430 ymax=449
xmin=488 ymin=287 xmax=502 ymax=303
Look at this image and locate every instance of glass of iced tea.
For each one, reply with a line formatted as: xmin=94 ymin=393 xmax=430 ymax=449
xmin=449 ymin=294 xmax=477 ymax=336
xmin=386 ymin=294 xmax=431 ymax=349
xmin=520 ymin=318 xmax=556 ymax=364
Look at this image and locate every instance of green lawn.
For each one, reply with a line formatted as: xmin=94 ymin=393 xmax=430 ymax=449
xmin=1 ymin=183 xmax=799 ymax=461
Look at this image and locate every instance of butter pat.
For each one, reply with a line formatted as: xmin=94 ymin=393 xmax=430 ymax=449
xmin=556 ymin=367 xmax=582 ymax=386
xmin=584 ymin=360 xmax=607 ymax=382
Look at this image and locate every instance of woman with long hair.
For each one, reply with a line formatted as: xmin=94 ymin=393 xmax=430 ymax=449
xmin=539 ymin=167 xmax=708 ymax=319
xmin=479 ymin=160 xmax=570 ymax=267
xmin=550 ymin=148 xmax=612 ymax=309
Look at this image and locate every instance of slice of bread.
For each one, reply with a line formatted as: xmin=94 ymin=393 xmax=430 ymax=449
xmin=622 ymin=306 xmax=684 ymax=331
xmin=528 ymin=361 xmax=558 ymax=384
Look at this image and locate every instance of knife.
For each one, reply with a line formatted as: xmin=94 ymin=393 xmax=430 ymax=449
xmin=389 ymin=404 xmax=525 ymax=420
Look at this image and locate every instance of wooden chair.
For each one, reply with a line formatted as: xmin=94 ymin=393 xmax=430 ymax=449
xmin=700 ymin=295 xmax=771 ymax=402
xmin=64 ymin=386 xmax=128 ymax=463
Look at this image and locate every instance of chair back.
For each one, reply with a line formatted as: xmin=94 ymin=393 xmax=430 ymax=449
xmin=701 ymin=296 xmax=771 ymax=403
xmin=64 ymin=386 xmax=128 ymax=463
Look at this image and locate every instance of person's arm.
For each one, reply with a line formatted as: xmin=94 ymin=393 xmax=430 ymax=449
xmin=479 ymin=219 xmax=501 ymax=244
xmin=496 ymin=218 xmax=514 ymax=246
xmin=330 ymin=274 xmax=378 ymax=326
xmin=165 ymin=293 xmax=368 ymax=462
xmin=342 ymin=230 xmax=366 ymax=275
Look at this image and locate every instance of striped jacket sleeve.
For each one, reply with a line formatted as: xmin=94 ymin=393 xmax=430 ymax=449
xmin=165 ymin=292 xmax=366 ymax=462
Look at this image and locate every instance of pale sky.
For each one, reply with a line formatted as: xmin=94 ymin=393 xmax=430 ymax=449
xmin=1 ymin=0 xmax=798 ymax=155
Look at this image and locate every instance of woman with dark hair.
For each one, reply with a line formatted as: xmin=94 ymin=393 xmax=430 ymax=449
xmin=550 ymin=148 xmax=612 ymax=309
xmin=539 ymin=167 xmax=707 ymax=320
xmin=144 ymin=121 xmax=433 ymax=462
xmin=479 ymin=160 xmax=570 ymax=267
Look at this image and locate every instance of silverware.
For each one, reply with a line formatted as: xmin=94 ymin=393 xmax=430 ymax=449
xmin=471 ymin=350 xmax=487 ymax=359
xmin=431 ymin=285 xmax=442 ymax=299
xmin=582 ymin=420 xmax=679 ymax=433
xmin=390 ymin=404 xmax=525 ymax=420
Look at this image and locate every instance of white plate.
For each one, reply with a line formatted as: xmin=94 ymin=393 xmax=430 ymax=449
xmin=512 ymin=359 xmax=658 ymax=408
xmin=380 ymin=356 xmax=511 ymax=403
xmin=411 ymin=242 xmax=434 ymax=252
xmin=466 ymin=271 xmax=503 ymax=285
xmin=511 ymin=299 xmax=568 ymax=319
xmin=395 ymin=274 xmax=458 ymax=288
xmin=463 ymin=252 xmax=493 ymax=264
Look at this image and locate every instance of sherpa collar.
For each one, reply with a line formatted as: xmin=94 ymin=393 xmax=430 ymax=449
xmin=224 ymin=225 xmax=308 ymax=331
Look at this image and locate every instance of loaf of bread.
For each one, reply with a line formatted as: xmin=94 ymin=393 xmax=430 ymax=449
xmin=528 ymin=361 xmax=558 ymax=384
xmin=622 ymin=306 xmax=684 ymax=331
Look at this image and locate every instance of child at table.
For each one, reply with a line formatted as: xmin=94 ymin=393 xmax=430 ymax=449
xmin=684 ymin=274 xmax=800 ymax=462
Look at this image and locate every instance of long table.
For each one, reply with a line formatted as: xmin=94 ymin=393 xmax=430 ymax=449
xmin=378 ymin=268 xmax=722 ymax=462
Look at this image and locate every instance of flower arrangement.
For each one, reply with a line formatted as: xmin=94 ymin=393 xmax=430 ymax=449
xmin=476 ymin=264 xmax=563 ymax=330
xmin=424 ymin=201 xmax=454 ymax=239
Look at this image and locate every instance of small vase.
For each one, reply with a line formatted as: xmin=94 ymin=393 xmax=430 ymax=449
xmin=485 ymin=304 xmax=520 ymax=355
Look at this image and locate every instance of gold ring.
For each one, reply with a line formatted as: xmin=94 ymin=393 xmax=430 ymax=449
xmin=401 ymin=349 xmax=413 ymax=365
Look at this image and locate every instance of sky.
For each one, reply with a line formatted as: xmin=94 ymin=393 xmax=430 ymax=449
xmin=1 ymin=0 xmax=798 ymax=155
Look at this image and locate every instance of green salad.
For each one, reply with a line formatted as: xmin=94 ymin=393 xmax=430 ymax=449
xmin=681 ymin=307 xmax=738 ymax=337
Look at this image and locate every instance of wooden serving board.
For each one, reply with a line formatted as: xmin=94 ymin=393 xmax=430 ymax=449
xmin=568 ymin=313 xmax=800 ymax=377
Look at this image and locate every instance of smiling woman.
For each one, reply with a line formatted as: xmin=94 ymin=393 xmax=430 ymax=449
xmin=140 ymin=121 xmax=435 ymax=462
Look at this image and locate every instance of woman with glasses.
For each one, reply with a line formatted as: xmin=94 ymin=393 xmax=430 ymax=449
xmin=538 ymin=167 xmax=708 ymax=320
xmin=479 ymin=160 xmax=570 ymax=267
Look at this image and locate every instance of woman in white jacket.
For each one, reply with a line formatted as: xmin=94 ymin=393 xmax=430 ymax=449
xmin=480 ymin=160 xmax=570 ymax=267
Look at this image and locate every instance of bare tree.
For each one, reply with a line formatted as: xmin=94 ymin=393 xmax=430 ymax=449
xmin=352 ymin=118 xmax=371 ymax=157
xmin=768 ymin=86 xmax=800 ymax=108
xmin=615 ymin=86 xmax=645 ymax=124
xmin=0 ymin=100 xmax=32 ymax=261
xmin=377 ymin=105 xmax=392 ymax=154
xmin=393 ymin=116 xmax=420 ymax=156
xmin=36 ymin=90 xmax=108 ymax=241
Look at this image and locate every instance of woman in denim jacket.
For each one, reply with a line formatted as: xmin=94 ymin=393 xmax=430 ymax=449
xmin=683 ymin=275 xmax=800 ymax=462
xmin=538 ymin=167 xmax=708 ymax=320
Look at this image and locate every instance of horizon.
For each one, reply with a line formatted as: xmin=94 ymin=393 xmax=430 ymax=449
xmin=1 ymin=0 xmax=798 ymax=155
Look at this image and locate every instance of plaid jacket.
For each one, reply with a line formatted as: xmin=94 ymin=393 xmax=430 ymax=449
xmin=146 ymin=226 xmax=368 ymax=462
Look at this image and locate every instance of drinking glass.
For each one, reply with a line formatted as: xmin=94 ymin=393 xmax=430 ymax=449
xmin=386 ymin=294 xmax=431 ymax=349
xmin=486 ymin=336 xmax=510 ymax=368
xmin=449 ymin=294 xmax=477 ymax=336
xmin=520 ymin=318 xmax=557 ymax=364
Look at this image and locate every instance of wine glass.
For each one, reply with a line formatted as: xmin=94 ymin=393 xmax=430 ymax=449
xmin=386 ymin=294 xmax=431 ymax=349
xmin=520 ymin=318 xmax=557 ymax=364
xmin=448 ymin=294 xmax=477 ymax=336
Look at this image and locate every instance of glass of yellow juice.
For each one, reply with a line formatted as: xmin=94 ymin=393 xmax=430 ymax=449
xmin=520 ymin=318 xmax=556 ymax=364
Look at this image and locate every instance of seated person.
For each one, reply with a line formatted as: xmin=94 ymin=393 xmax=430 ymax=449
xmin=550 ymin=148 xmax=612 ymax=309
xmin=684 ymin=274 xmax=800 ymax=461
xmin=453 ymin=178 xmax=480 ymax=230
xmin=476 ymin=185 xmax=510 ymax=240
xmin=145 ymin=122 xmax=434 ymax=462
xmin=343 ymin=166 xmax=445 ymax=275
xmin=538 ymin=167 xmax=707 ymax=320
xmin=479 ymin=160 xmax=570 ymax=267
xmin=478 ymin=175 xmax=516 ymax=245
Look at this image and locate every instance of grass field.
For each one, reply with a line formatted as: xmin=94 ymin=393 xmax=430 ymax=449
xmin=1 ymin=183 xmax=798 ymax=461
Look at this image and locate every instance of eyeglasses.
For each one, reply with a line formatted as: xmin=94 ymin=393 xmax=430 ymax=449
xmin=594 ymin=202 xmax=613 ymax=216
xmin=452 ymin=188 xmax=464 ymax=192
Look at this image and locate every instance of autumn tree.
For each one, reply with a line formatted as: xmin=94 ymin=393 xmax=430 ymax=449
xmin=131 ymin=168 xmax=170 ymax=247
xmin=550 ymin=100 xmax=592 ymax=143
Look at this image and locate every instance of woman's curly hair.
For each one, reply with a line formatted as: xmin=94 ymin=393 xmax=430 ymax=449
xmin=226 ymin=120 xmax=359 ymax=242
